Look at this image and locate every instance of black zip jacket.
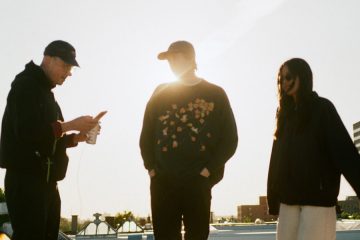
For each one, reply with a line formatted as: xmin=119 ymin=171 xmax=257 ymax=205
xmin=140 ymin=80 xmax=238 ymax=186
xmin=267 ymin=92 xmax=360 ymax=215
xmin=0 ymin=61 xmax=74 ymax=182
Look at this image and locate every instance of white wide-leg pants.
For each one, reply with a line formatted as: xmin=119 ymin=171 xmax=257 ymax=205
xmin=277 ymin=203 xmax=336 ymax=240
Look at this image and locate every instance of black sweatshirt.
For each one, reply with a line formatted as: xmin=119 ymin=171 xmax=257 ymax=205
xmin=140 ymin=80 xmax=238 ymax=186
xmin=267 ymin=92 xmax=360 ymax=215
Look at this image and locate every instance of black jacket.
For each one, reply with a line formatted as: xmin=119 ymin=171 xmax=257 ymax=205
xmin=267 ymin=92 xmax=360 ymax=215
xmin=0 ymin=61 xmax=73 ymax=182
xmin=140 ymin=80 xmax=238 ymax=186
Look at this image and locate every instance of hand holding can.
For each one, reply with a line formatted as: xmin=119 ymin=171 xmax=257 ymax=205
xmin=86 ymin=111 xmax=107 ymax=145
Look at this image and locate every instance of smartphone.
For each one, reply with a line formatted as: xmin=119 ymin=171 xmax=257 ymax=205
xmin=94 ymin=111 xmax=107 ymax=121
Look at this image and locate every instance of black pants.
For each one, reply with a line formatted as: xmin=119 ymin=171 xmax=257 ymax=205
xmin=4 ymin=170 xmax=61 ymax=240
xmin=150 ymin=175 xmax=211 ymax=240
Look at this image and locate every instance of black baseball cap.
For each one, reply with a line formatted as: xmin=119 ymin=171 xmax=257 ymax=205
xmin=158 ymin=41 xmax=195 ymax=60
xmin=44 ymin=40 xmax=79 ymax=67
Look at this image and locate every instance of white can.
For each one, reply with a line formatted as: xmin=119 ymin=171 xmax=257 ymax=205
xmin=86 ymin=124 xmax=100 ymax=144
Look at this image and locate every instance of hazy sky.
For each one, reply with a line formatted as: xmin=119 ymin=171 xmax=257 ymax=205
xmin=1 ymin=0 xmax=360 ymax=220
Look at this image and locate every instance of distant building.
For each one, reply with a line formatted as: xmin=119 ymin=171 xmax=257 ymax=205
xmin=237 ymin=196 xmax=277 ymax=222
xmin=76 ymin=213 xmax=117 ymax=239
xmin=338 ymin=196 xmax=360 ymax=214
xmin=353 ymin=121 xmax=360 ymax=152
xmin=105 ymin=216 xmax=116 ymax=229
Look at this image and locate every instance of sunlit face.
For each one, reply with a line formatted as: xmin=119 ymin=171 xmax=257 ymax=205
xmin=167 ymin=53 xmax=195 ymax=77
xmin=47 ymin=57 xmax=73 ymax=86
xmin=280 ymin=65 xmax=300 ymax=98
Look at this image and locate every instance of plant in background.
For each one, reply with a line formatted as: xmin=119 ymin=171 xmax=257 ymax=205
xmin=341 ymin=211 xmax=350 ymax=219
xmin=114 ymin=211 xmax=135 ymax=227
xmin=59 ymin=217 xmax=71 ymax=233
xmin=242 ymin=216 xmax=252 ymax=223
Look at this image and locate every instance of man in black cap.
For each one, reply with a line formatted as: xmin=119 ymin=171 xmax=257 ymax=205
xmin=140 ymin=40 xmax=238 ymax=240
xmin=0 ymin=40 xmax=99 ymax=240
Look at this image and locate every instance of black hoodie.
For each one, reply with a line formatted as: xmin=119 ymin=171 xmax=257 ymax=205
xmin=0 ymin=61 xmax=73 ymax=181
xmin=267 ymin=92 xmax=360 ymax=215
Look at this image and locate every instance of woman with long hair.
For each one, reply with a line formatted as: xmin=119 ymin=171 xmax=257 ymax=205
xmin=267 ymin=58 xmax=360 ymax=240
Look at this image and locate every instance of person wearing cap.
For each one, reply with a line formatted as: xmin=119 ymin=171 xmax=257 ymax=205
xmin=0 ymin=40 xmax=99 ymax=240
xmin=140 ymin=40 xmax=238 ymax=240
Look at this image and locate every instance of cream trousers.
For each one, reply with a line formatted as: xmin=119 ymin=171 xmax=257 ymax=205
xmin=277 ymin=203 xmax=336 ymax=240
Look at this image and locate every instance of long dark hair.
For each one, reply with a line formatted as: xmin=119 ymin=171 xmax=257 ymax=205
xmin=274 ymin=58 xmax=314 ymax=139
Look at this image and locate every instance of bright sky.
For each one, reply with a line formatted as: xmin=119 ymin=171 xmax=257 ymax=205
xmin=1 ymin=0 xmax=360 ymax=220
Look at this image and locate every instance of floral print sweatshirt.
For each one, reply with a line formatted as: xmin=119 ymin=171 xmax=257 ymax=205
xmin=140 ymin=80 xmax=238 ymax=185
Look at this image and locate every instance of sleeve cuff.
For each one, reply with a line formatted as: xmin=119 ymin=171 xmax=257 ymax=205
xmin=51 ymin=121 xmax=63 ymax=138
